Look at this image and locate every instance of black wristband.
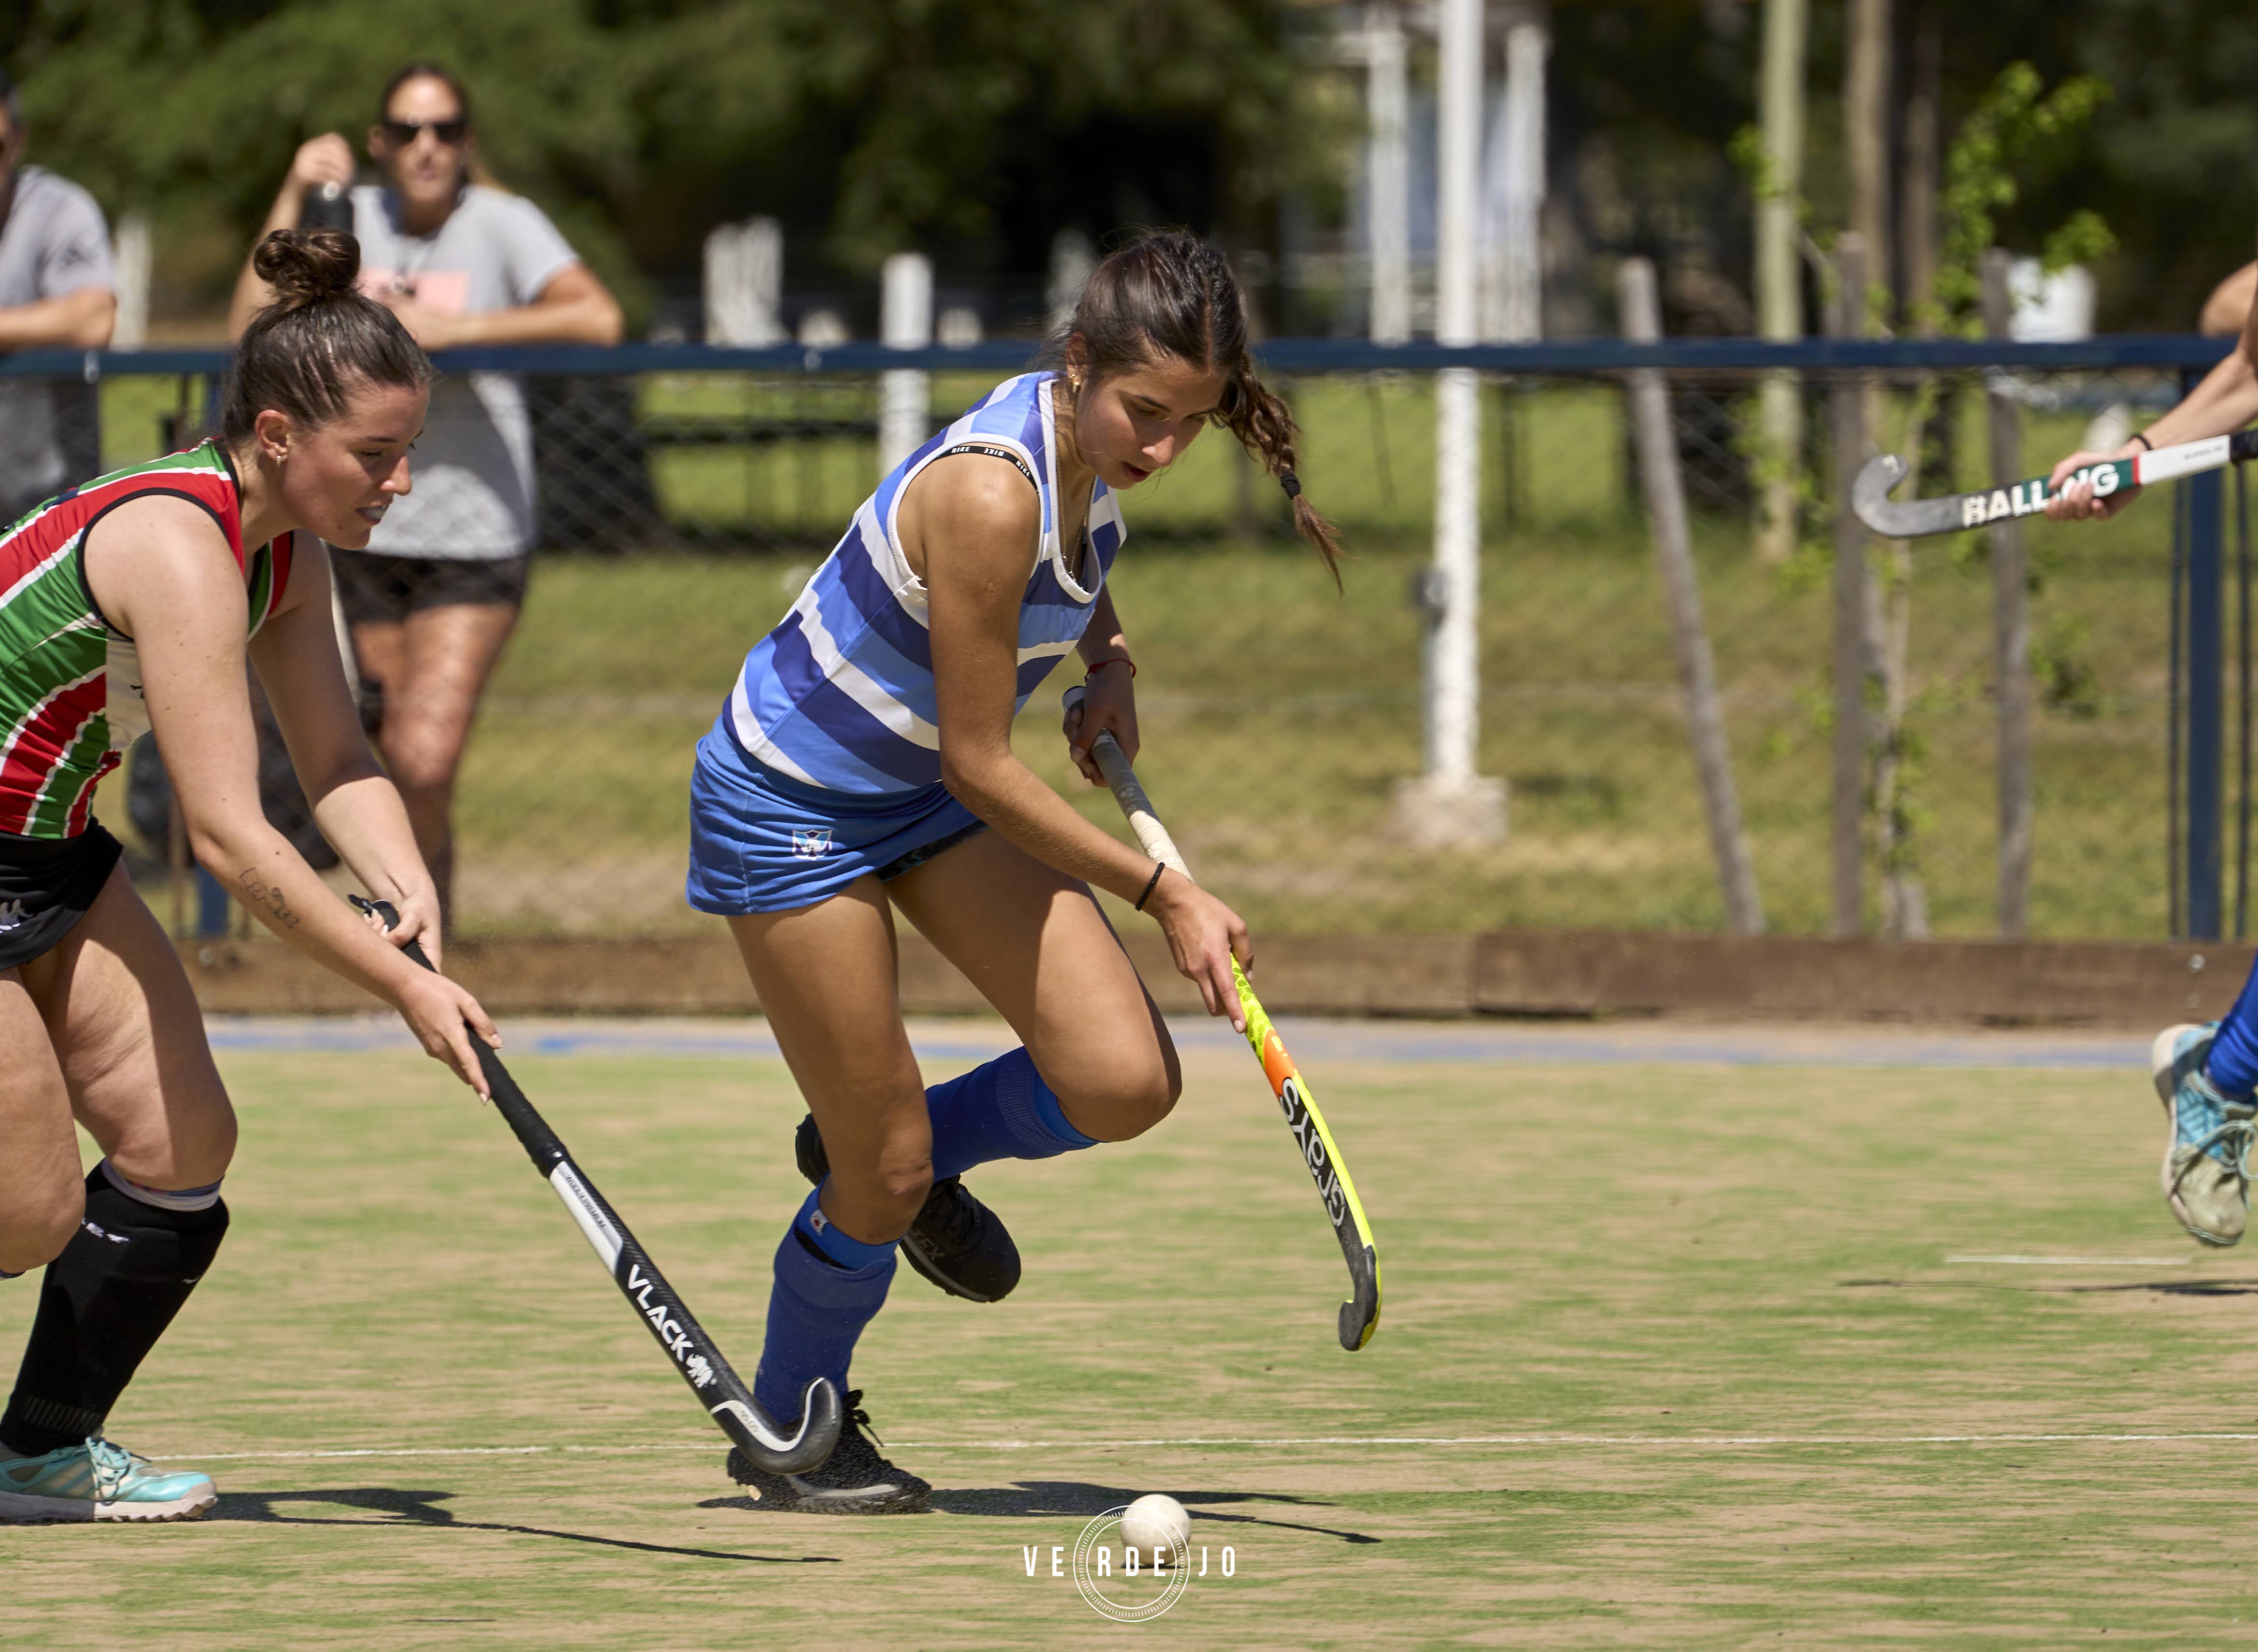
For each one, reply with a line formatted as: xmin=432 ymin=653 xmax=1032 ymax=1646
xmin=1133 ymin=861 xmax=1166 ymax=911
xmin=2131 ymin=431 xmax=2154 ymax=452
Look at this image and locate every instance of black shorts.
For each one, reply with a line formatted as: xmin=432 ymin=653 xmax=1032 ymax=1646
xmin=332 ymin=551 xmax=530 ymax=625
xmin=0 ymin=822 xmax=123 ymax=970
xmin=875 ymin=818 xmax=987 ymax=881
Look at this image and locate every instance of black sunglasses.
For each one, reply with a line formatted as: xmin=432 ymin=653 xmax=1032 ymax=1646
xmin=381 ymin=117 xmax=469 ymax=146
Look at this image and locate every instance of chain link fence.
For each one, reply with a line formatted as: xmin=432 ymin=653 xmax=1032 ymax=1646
xmin=34 ymin=339 xmax=2239 ymax=944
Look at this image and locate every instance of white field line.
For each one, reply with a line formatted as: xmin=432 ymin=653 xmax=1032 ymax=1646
xmin=1945 ymin=1254 xmax=2190 ymax=1266
xmin=158 ymin=1431 xmax=2258 ymax=1464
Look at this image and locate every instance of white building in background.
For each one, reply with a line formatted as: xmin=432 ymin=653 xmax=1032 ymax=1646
xmin=1340 ymin=2 xmax=1550 ymax=345
xmin=703 ymin=217 xmax=786 ymax=346
xmin=1480 ymin=13 xmax=1547 ymax=343
xmin=1341 ymin=5 xmax=1414 ymax=343
xmin=2006 ymin=259 xmax=2096 ymax=342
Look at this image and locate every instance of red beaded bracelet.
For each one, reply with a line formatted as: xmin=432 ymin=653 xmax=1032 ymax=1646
xmin=1085 ymin=657 xmax=1137 ymax=679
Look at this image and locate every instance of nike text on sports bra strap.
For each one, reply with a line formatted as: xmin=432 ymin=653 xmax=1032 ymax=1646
xmin=937 ymin=443 xmax=1038 ymax=490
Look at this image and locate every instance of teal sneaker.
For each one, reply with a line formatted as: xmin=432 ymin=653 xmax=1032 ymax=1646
xmin=0 ymin=1437 xmax=217 ymax=1524
xmin=2151 ymin=1024 xmax=2257 ymax=1247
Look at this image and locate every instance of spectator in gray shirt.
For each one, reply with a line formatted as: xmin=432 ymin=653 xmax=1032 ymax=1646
xmin=0 ymin=70 xmax=117 ymax=521
xmin=228 ymin=61 xmax=622 ymax=931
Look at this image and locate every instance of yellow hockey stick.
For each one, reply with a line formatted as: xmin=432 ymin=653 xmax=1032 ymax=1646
xmin=1064 ymin=688 xmax=1382 ymax=1351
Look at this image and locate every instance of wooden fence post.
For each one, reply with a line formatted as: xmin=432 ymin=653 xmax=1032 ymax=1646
xmin=1982 ymin=249 xmax=2033 ymax=937
xmin=1619 ymin=258 xmax=1765 ymax=934
xmin=1830 ymin=234 xmax=1870 ymax=937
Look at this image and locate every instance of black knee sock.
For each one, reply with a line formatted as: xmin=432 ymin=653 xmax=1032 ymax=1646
xmin=0 ymin=1166 xmax=229 ymax=1458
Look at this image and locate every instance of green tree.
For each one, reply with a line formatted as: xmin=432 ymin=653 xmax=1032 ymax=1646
xmin=1 ymin=0 xmax=1341 ymax=326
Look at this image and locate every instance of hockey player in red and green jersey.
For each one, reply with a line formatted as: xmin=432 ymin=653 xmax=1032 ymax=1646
xmin=0 ymin=228 xmax=497 ymax=1525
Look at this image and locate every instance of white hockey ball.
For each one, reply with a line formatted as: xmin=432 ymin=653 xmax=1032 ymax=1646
xmin=1119 ymin=1493 xmax=1191 ymax=1566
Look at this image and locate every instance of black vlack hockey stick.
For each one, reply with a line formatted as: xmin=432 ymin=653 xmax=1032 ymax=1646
xmin=355 ymin=897 xmax=842 ymax=1474
xmin=1854 ymin=430 xmax=2258 ymax=539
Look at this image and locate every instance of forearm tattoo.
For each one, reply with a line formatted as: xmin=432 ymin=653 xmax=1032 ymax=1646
xmin=237 ymin=867 xmax=299 ymax=929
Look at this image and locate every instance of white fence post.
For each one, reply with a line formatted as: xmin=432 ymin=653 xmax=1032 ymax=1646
xmin=1046 ymin=230 xmax=1095 ymax=333
xmin=703 ymin=217 xmax=785 ymax=346
xmin=1396 ymin=0 xmax=1507 ymax=847
xmin=879 ymin=252 xmax=933 ymax=479
xmin=1754 ymin=0 xmax=1808 ymax=565
xmin=1364 ymin=5 xmax=1412 ymax=345
xmin=112 ymin=211 xmax=150 ymax=350
xmin=1482 ymin=11 xmax=1547 ymax=344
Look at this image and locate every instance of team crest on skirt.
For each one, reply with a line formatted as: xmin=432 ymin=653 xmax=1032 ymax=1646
xmin=791 ymin=828 xmax=833 ymax=859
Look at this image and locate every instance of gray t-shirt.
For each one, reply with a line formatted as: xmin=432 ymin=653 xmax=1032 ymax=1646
xmin=0 ymin=166 xmax=114 ymax=509
xmin=350 ymin=183 xmax=581 ymax=559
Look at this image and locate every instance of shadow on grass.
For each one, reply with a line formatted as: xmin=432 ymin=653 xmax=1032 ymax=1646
xmin=694 ymin=1481 xmax=1379 ymax=1543
xmin=920 ymin=1481 xmax=1380 ymax=1544
xmin=1842 ymin=1277 xmax=2258 ymax=1297
xmin=215 ymin=1488 xmax=839 ymax=1564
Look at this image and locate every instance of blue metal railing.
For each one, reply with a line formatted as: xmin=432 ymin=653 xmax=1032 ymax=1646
xmin=0 ymin=333 xmax=2235 ymax=379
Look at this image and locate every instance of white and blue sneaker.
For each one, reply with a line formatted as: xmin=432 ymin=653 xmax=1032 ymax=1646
xmin=0 ymin=1437 xmax=217 ymax=1524
xmin=2152 ymin=1024 xmax=2257 ymax=1248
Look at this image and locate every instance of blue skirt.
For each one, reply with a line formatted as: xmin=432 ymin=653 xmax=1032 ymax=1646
xmin=686 ymin=708 xmax=986 ymax=915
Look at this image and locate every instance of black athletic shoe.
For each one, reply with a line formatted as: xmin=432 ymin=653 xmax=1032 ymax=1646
xmin=726 ymin=1390 xmax=931 ymax=1514
xmin=795 ymin=1113 xmax=1022 ymax=1303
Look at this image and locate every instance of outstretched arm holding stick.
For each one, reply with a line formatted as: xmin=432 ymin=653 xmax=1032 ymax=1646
xmin=2031 ymin=268 xmax=2258 ymax=1257
xmin=2046 ymin=283 xmax=2258 ymax=523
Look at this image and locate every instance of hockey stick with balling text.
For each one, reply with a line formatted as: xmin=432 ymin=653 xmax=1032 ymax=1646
xmin=353 ymin=896 xmax=843 ymax=1475
xmin=1853 ymin=430 xmax=2258 ymax=539
xmin=1062 ymin=689 xmax=1382 ymax=1351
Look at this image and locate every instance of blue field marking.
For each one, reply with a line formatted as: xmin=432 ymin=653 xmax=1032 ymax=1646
xmin=200 ymin=1014 xmax=2150 ymax=1071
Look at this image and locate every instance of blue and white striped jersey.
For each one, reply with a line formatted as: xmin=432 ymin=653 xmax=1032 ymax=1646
xmin=726 ymin=372 xmax=1124 ymax=793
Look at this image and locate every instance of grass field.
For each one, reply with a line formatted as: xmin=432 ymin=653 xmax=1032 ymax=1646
xmin=10 ymin=1020 xmax=2258 ymax=1647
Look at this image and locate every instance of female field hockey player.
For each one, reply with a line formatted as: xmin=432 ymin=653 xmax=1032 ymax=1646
xmin=690 ymin=230 xmax=1341 ymax=1512
xmin=2046 ymin=283 xmax=2258 ymax=1249
xmin=0 ymin=228 xmax=497 ymax=1523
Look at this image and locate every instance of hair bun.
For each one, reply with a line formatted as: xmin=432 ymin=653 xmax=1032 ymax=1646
xmin=253 ymin=227 xmax=362 ymax=310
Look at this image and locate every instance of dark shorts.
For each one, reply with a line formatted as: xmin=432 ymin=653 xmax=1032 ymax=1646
xmin=0 ymin=821 xmax=123 ymax=971
xmin=332 ymin=551 xmax=530 ymax=625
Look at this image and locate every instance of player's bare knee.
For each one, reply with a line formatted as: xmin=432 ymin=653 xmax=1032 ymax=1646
xmin=0 ymin=1178 xmax=84 ymax=1275
xmin=866 ymin=1136 xmax=934 ymax=1216
xmin=388 ymin=756 xmax=459 ymax=805
xmin=107 ymin=1093 xmax=238 ymax=1191
xmin=172 ymin=1102 xmax=239 ymax=1187
xmin=1118 ymin=1063 xmax=1180 ymax=1137
xmin=1059 ymin=1057 xmax=1176 ymax=1142
xmin=821 ymin=1132 xmax=931 ymax=1239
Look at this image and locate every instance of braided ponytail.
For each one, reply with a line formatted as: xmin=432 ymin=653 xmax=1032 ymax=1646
xmin=1216 ymin=356 xmax=1343 ymax=588
xmin=1049 ymin=229 xmax=1343 ymax=588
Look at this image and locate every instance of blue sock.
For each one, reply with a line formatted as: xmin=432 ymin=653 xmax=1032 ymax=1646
xmin=751 ymin=1188 xmax=895 ymax=1424
xmin=926 ymin=1047 xmax=1097 ymax=1181
xmin=2208 ymin=967 xmax=2258 ymax=1098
